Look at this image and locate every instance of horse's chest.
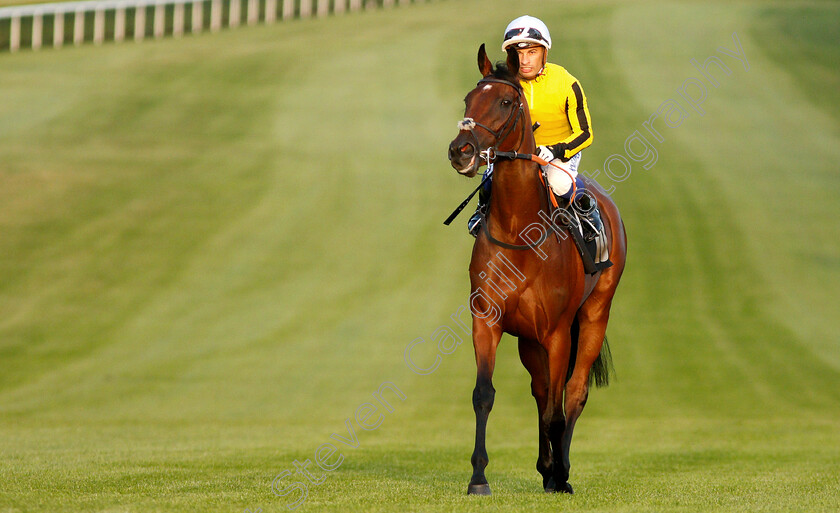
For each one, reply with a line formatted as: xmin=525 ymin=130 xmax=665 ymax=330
xmin=501 ymin=285 xmax=574 ymax=339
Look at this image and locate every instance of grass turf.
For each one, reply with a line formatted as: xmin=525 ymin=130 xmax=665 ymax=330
xmin=1 ymin=0 xmax=839 ymax=511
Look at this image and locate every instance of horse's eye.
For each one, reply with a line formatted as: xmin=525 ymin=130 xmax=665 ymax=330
xmin=501 ymin=99 xmax=512 ymax=107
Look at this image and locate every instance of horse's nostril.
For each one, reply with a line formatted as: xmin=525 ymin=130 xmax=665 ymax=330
xmin=449 ymin=138 xmax=475 ymax=163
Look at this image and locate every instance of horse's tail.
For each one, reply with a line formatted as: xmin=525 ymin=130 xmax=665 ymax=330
xmin=589 ymin=335 xmax=613 ymax=388
xmin=567 ymin=319 xmax=614 ymax=389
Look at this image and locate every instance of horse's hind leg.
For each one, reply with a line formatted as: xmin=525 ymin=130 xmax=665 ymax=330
xmin=560 ymin=302 xmax=614 ymax=493
xmin=517 ymin=338 xmax=552 ymax=491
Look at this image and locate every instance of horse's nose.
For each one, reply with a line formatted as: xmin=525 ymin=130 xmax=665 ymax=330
xmin=448 ymin=139 xmax=475 ymax=161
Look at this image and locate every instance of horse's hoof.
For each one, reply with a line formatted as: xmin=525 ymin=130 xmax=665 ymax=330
xmin=545 ymin=479 xmax=573 ymax=494
xmin=467 ymin=483 xmax=492 ymax=495
xmin=544 ymin=477 xmax=557 ymax=493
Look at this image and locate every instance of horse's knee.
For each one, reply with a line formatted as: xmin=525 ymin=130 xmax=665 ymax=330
xmin=530 ymin=379 xmax=548 ymax=401
xmin=472 ymin=383 xmax=495 ymax=413
xmin=548 ymin=419 xmax=566 ymax=441
xmin=541 ymin=405 xmax=557 ymax=427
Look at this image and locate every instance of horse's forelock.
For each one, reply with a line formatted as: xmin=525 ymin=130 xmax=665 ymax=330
xmin=492 ymin=62 xmax=518 ymax=83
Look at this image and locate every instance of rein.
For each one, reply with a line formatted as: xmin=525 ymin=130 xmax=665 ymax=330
xmin=479 ymin=211 xmax=549 ymax=250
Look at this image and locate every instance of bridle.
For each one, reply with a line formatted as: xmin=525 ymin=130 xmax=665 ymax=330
xmin=455 ymin=76 xmax=550 ymax=251
xmin=457 ymin=77 xmax=528 ymax=165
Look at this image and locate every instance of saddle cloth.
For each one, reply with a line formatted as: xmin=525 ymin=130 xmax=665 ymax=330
xmin=556 ymin=204 xmax=613 ymax=275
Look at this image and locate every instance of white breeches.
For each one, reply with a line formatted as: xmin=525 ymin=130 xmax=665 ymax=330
xmin=543 ymin=152 xmax=582 ymax=197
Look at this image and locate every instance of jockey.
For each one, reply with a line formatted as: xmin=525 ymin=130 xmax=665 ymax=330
xmin=468 ymin=15 xmax=603 ymax=242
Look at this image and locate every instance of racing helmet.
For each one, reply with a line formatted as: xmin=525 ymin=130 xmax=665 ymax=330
xmin=501 ymin=15 xmax=552 ymax=52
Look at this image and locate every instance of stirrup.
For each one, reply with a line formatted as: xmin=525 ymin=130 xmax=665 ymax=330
xmin=577 ymin=208 xmax=601 ymax=242
xmin=468 ymin=182 xmax=491 ymax=237
xmin=572 ymin=195 xmax=602 ymax=242
xmin=468 ymin=200 xmax=489 ymax=237
xmin=468 ymin=209 xmax=483 ymax=237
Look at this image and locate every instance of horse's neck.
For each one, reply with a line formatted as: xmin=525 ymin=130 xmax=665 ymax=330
xmin=487 ymin=98 xmax=544 ymax=237
xmin=488 ymin=157 xmax=545 ymax=236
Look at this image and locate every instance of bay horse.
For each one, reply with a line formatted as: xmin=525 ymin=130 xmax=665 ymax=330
xmin=447 ymin=45 xmax=627 ymax=495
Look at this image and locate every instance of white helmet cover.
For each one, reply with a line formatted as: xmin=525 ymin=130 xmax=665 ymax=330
xmin=502 ymin=15 xmax=552 ymax=51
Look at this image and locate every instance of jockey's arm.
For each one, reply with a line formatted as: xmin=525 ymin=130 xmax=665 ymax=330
xmin=547 ymin=81 xmax=593 ymax=162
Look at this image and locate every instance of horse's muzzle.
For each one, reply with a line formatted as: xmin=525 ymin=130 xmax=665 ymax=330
xmin=448 ymin=135 xmax=480 ymax=177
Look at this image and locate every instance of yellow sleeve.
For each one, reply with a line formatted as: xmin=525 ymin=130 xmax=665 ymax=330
xmin=557 ymin=80 xmax=593 ymax=161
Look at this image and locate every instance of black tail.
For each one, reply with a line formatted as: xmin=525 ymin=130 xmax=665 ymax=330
xmin=567 ymin=319 xmax=614 ymax=389
xmin=589 ymin=335 xmax=614 ymax=388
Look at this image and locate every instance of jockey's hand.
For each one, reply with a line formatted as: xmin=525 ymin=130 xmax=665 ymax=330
xmin=537 ymin=145 xmax=555 ymax=163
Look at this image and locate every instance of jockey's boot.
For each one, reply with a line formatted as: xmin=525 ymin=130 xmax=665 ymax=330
xmin=574 ymin=193 xmax=603 ymax=242
xmin=467 ymin=180 xmax=492 ymax=237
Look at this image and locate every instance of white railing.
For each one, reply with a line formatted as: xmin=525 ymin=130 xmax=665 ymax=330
xmin=0 ymin=0 xmax=417 ymax=52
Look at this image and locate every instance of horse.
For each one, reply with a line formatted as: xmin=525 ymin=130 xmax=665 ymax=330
xmin=446 ymin=44 xmax=627 ymax=495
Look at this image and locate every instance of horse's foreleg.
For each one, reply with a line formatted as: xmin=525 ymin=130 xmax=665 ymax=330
xmin=517 ymin=338 xmax=552 ymax=491
xmin=467 ymin=322 xmax=501 ymax=496
xmin=544 ymin=329 xmax=573 ymax=493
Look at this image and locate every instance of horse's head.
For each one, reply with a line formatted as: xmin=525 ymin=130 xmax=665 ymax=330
xmin=448 ymin=44 xmax=527 ymax=177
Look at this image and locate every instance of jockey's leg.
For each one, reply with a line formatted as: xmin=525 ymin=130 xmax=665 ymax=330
xmin=544 ymin=153 xmax=603 ymax=242
xmin=569 ymin=181 xmax=603 ymax=243
xmin=467 ymin=170 xmax=493 ymax=237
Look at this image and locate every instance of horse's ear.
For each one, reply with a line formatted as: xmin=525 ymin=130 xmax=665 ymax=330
xmin=505 ymin=47 xmax=520 ymax=79
xmin=477 ymin=43 xmax=493 ymax=77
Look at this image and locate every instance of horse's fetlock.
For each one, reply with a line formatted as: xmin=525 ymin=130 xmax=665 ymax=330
xmin=471 ymin=451 xmax=489 ymax=469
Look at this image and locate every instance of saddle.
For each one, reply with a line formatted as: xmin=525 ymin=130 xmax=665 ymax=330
xmin=541 ymin=181 xmax=613 ymax=276
xmin=560 ymin=201 xmax=612 ymax=275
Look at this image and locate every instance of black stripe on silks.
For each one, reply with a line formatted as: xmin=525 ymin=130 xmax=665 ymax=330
xmin=567 ymin=129 xmax=590 ymax=153
xmin=565 ymin=81 xmax=591 ymax=153
xmin=571 ymin=81 xmax=590 ymax=131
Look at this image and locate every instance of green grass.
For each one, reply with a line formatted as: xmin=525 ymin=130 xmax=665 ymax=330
xmin=1 ymin=0 xmax=839 ymax=512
